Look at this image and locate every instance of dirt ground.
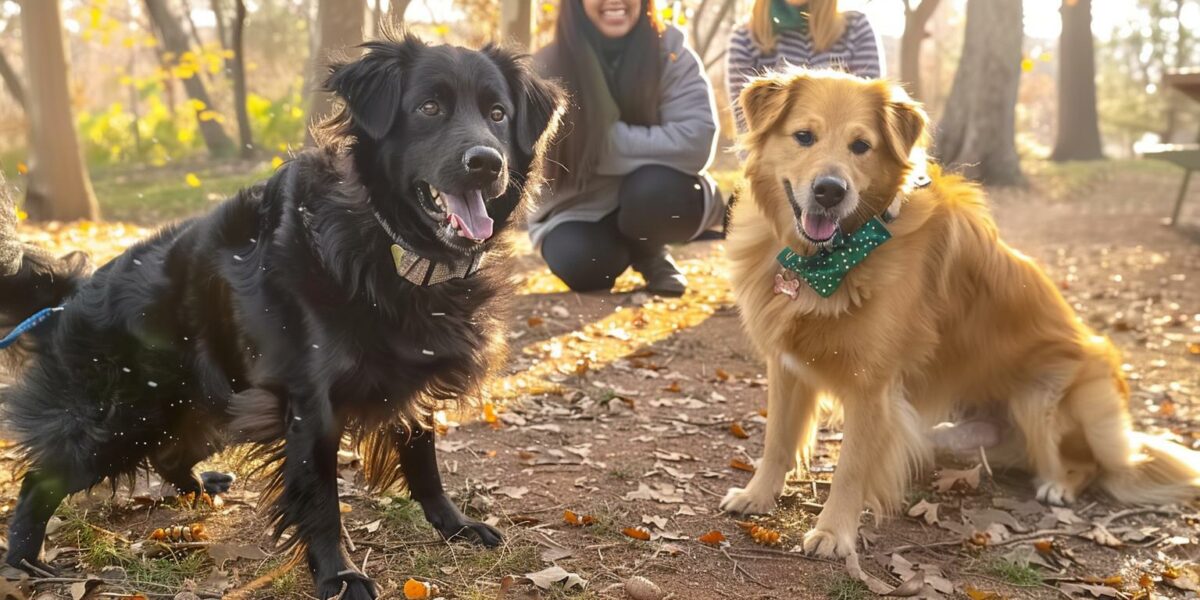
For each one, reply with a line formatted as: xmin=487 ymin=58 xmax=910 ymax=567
xmin=3 ymin=160 xmax=1200 ymax=599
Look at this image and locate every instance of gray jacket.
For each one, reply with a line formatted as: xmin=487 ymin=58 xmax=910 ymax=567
xmin=528 ymin=25 xmax=723 ymax=249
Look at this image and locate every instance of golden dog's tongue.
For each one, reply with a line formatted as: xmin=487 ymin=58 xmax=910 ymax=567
xmin=802 ymin=212 xmax=838 ymax=241
xmin=444 ymin=189 xmax=493 ymax=242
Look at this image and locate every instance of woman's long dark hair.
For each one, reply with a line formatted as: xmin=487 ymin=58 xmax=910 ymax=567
xmin=543 ymin=0 xmax=663 ymax=189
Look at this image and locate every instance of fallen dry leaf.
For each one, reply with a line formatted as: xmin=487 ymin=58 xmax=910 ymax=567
xmin=1162 ymin=565 xmax=1200 ymax=592
xmin=623 ymin=482 xmax=685 ymax=504
xmin=495 ymin=486 xmax=529 ymax=499
xmin=525 ymin=565 xmax=586 ymax=590
xmin=483 ymin=402 xmax=500 ymax=427
xmin=698 ymin=530 xmax=726 ymax=546
xmin=563 ymin=510 xmax=595 ymax=526
xmin=663 ymin=381 xmax=682 ymax=393
xmin=964 ymin=585 xmax=1002 ymax=600
xmin=715 ymin=368 xmax=730 ymax=381
xmin=730 ymin=458 xmax=755 ymax=473
xmin=69 ymin=578 xmax=102 ymax=600
xmin=845 ymin=553 xmax=893 ymax=595
xmin=729 ymin=422 xmax=750 ymax=439
xmin=205 ymin=543 xmax=268 ymax=565
xmin=907 ymin=499 xmax=940 ymax=525
xmin=622 ymin=527 xmax=652 ymax=541
xmin=933 ymin=465 xmax=982 ymax=493
xmin=1059 ymin=582 xmax=1121 ymax=598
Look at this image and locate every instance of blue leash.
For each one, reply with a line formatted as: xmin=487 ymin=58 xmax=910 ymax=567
xmin=0 ymin=306 xmax=64 ymax=350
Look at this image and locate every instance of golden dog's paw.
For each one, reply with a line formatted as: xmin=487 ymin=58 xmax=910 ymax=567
xmin=1035 ymin=480 xmax=1077 ymax=506
xmin=719 ymin=487 xmax=777 ymax=515
xmin=802 ymin=527 xmax=857 ymax=558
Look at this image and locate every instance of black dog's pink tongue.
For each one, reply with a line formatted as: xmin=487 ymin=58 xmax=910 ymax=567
xmin=444 ymin=189 xmax=494 ymax=242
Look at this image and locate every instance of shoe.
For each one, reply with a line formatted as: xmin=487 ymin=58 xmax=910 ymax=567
xmin=631 ymin=247 xmax=687 ymax=297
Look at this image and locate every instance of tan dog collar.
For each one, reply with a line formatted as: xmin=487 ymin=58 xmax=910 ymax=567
xmin=373 ymin=210 xmax=485 ymax=286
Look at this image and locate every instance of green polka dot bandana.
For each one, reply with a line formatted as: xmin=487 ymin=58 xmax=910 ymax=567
xmin=776 ymin=218 xmax=892 ymax=298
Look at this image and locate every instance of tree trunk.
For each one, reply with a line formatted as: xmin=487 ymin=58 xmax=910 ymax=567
xmin=501 ymin=0 xmax=533 ymax=49
xmin=936 ymin=0 xmax=1024 ymax=186
xmin=231 ymin=0 xmax=253 ymax=157
xmin=18 ymin=0 xmax=99 ymax=221
xmin=144 ymin=0 xmax=236 ymax=157
xmin=900 ymin=0 xmax=941 ymax=101
xmin=0 ymin=49 xmax=26 ymax=111
xmin=1050 ymin=0 xmax=1103 ymax=161
xmin=210 ymin=0 xmax=229 ymax=49
xmin=306 ymin=0 xmax=366 ymax=145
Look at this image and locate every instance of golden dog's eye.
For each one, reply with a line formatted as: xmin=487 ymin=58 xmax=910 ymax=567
xmin=490 ymin=106 xmax=506 ymax=122
xmin=794 ymin=130 xmax=815 ymax=147
xmin=850 ymin=140 xmax=871 ymax=155
xmin=419 ymin=100 xmax=440 ymax=116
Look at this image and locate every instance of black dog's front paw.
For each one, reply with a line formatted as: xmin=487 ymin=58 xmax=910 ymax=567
xmin=419 ymin=494 xmax=503 ymax=547
xmin=7 ymin=557 xmax=59 ymax=577
xmin=317 ymin=570 xmax=377 ymax=600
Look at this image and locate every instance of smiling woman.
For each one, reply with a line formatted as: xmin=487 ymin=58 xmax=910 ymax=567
xmin=530 ymin=0 xmax=724 ymax=297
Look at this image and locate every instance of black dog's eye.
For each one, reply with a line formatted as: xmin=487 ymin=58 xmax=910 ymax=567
xmin=850 ymin=139 xmax=871 ymax=155
xmin=794 ymin=130 xmax=815 ymax=147
xmin=418 ymin=100 xmax=441 ymax=116
xmin=490 ymin=106 xmax=507 ymax=123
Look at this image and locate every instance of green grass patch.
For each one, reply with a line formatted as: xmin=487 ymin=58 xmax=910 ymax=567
xmin=126 ymin=551 xmax=210 ymax=589
xmin=824 ymin=574 xmax=870 ymax=600
xmin=985 ymin=557 xmax=1042 ymax=587
xmin=90 ymin=161 xmax=271 ymax=224
xmin=607 ymin=466 xmax=634 ymax=481
xmin=380 ymin=495 xmax=427 ymax=534
xmin=405 ymin=542 xmax=542 ymax=591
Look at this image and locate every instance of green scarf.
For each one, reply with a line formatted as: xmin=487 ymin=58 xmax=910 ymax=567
xmin=770 ymin=0 xmax=810 ymax=35
xmin=776 ymin=218 xmax=892 ymax=298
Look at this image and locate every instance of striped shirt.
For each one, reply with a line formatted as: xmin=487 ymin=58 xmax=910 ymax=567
xmin=726 ymin=11 xmax=884 ymax=132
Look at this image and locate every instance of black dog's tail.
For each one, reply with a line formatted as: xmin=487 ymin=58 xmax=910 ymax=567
xmin=0 ymin=185 xmax=91 ymax=343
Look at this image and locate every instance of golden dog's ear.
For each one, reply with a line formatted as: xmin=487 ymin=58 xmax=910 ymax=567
xmin=879 ymin=85 xmax=929 ymax=166
xmin=739 ymin=74 xmax=796 ymax=134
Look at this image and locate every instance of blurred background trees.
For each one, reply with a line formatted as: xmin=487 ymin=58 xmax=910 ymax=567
xmin=0 ymin=0 xmax=1196 ymax=221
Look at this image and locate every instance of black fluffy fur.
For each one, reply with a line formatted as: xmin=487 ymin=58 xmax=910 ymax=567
xmin=0 ymin=32 xmax=563 ymax=600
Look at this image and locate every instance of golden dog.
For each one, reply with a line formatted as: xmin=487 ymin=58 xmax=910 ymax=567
xmin=720 ymin=69 xmax=1200 ymax=558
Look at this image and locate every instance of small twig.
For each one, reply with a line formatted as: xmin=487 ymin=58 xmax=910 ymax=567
xmin=693 ymin=483 xmax=725 ymax=499
xmin=721 ymin=546 xmax=773 ymax=589
xmin=360 ymin=547 xmax=371 ymax=574
xmin=978 ymin=446 xmax=993 ymax=478
xmin=20 ymin=560 xmax=54 ymax=578
xmin=722 ymin=545 xmax=843 ymax=567
xmin=341 ymin=522 xmax=357 ymax=552
xmin=224 ymin=548 xmax=303 ymax=600
xmin=1098 ymin=506 xmax=1176 ymax=528
xmin=991 ymin=529 xmax=1072 ymax=548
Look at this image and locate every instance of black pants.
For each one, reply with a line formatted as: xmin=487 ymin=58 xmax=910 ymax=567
xmin=541 ymin=165 xmax=705 ymax=292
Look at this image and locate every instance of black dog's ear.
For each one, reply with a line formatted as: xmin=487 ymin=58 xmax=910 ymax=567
xmin=484 ymin=45 xmax=566 ymax=158
xmin=325 ymin=36 xmax=425 ymax=139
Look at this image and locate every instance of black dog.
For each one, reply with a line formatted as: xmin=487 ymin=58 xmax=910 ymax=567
xmin=0 ymin=33 xmax=563 ymax=599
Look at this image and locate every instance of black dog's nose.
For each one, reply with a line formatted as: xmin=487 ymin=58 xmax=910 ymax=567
xmin=813 ymin=176 xmax=848 ymax=209
xmin=464 ymin=146 xmax=503 ymax=184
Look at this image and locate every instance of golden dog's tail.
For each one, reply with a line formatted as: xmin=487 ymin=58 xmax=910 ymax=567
xmin=1099 ymin=432 xmax=1200 ymax=505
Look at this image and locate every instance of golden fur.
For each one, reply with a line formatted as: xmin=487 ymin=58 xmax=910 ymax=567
xmin=721 ymin=69 xmax=1200 ymax=558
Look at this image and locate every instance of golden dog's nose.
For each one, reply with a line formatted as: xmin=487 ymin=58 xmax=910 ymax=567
xmin=813 ymin=176 xmax=848 ymax=208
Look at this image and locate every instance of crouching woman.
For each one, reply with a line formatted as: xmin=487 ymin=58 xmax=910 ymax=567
xmin=531 ymin=0 xmax=723 ymax=296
